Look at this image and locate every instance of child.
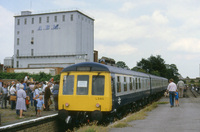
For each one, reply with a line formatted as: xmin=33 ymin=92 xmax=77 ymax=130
xmin=175 ymin=90 xmax=179 ymax=106
xmin=26 ymin=96 xmax=30 ymax=109
xmin=36 ymin=95 xmax=45 ymax=117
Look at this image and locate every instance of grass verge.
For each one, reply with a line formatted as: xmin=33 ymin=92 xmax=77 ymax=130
xmin=75 ymin=124 xmax=108 ymax=132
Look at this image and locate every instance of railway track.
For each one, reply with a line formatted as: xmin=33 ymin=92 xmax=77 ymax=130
xmin=190 ymin=88 xmax=200 ymax=98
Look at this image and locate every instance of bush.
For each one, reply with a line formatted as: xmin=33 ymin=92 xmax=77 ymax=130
xmin=0 ymin=72 xmax=60 ymax=82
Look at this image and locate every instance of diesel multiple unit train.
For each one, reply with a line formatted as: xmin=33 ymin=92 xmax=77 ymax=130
xmin=58 ymin=62 xmax=168 ymax=124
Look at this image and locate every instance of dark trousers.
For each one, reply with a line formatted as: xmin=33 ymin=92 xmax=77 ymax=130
xmin=44 ymin=98 xmax=50 ymax=110
xmin=30 ymin=94 xmax=33 ymax=106
xmin=169 ymin=91 xmax=175 ymax=106
xmin=11 ymin=100 xmax=16 ymax=110
xmin=1 ymin=94 xmax=7 ymax=108
xmin=34 ymin=100 xmax=37 ymax=115
xmin=10 ymin=94 xmax=16 ymax=110
xmin=15 ymin=97 xmax=19 ymax=115
xmin=53 ymin=95 xmax=58 ymax=110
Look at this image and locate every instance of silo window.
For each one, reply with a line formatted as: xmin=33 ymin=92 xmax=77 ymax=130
xmin=32 ymin=18 xmax=34 ymax=24
xmin=17 ymin=50 xmax=19 ymax=56
xmin=39 ymin=17 xmax=42 ymax=23
xmin=47 ymin=16 xmax=49 ymax=23
xmin=31 ymin=37 xmax=34 ymax=44
xmin=17 ymin=38 xmax=19 ymax=45
xmin=54 ymin=16 xmax=57 ymax=22
xmin=17 ymin=61 xmax=19 ymax=68
xmin=71 ymin=14 xmax=73 ymax=21
xmin=24 ymin=18 xmax=27 ymax=25
xmin=31 ymin=49 xmax=34 ymax=56
xmin=62 ymin=15 xmax=65 ymax=21
xmin=17 ymin=19 xmax=20 ymax=25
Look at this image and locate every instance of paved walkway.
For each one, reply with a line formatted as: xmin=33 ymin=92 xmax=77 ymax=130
xmin=109 ymin=90 xmax=200 ymax=132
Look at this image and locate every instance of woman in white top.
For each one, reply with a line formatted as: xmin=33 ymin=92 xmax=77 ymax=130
xmin=10 ymin=84 xmax=17 ymax=110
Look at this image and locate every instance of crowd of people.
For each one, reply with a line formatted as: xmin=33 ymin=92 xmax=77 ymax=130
xmin=0 ymin=76 xmax=59 ymax=118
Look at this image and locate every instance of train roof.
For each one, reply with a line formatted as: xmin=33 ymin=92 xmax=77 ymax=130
xmin=62 ymin=62 xmax=150 ymax=77
xmin=149 ymin=74 xmax=168 ymax=80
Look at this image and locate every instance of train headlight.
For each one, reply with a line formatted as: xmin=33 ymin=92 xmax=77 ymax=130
xmin=65 ymin=103 xmax=70 ymax=107
xmin=96 ymin=103 xmax=101 ymax=108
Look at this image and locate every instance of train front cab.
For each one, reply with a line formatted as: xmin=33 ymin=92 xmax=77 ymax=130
xmin=58 ymin=71 xmax=112 ymax=123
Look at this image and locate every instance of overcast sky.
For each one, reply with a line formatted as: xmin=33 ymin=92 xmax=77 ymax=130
xmin=0 ymin=0 xmax=200 ymax=78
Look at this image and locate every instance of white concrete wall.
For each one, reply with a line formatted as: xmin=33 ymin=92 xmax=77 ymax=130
xmin=4 ymin=57 xmax=13 ymax=67
xmin=14 ymin=69 xmax=56 ymax=76
xmin=14 ymin=10 xmax=94 ymax=68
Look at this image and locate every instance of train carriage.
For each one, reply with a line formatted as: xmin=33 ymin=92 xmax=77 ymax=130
xmin=58 ymin=62 xmax=168 ymax=124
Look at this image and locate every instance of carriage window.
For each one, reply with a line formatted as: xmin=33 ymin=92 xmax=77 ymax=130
xmin=77 ymin=75 xmax=89 ymax=95
xmin=139 ymin=78 xmax=141 ymax=89
xmin=135 ymin=78 xmax=138 ymax=90
xmin=124 ymin=77 xmax=127 ymax=91
xmin=117 ymin=76 xmax=121 ymax=93
xmin=63 ymin=75 xmax=74 ymax=95
xmin=129 ymin=78 xmax=133 ymax=90
xmin=92 ymin=75 xmax=105 ymax=95
xmin=145 ymin=79 xmax=148 ymax=89
xmin=141 ymin=79 xmax=143 ymax=89
xmin=142 ymin=79 xmax=144 ymax=89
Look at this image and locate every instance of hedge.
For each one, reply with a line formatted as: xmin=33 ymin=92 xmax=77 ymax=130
xmin=0 ymin=72 xmax=60 ymax=82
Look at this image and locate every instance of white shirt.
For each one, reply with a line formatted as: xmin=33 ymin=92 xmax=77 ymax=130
xmin=167 ymin=82 xmax=177 ymax=92
xmin=10 ymin=86 xmax=16 ymax=95
xmin=7 ymin=86 xmax=11 ymax=96
xmin=177 ymin=81 xmax=185 ymax=88
xmin=42 ymin=85 xmax=47 ymax=92
xmin=24 ymin=76 xmax=28 ymax=82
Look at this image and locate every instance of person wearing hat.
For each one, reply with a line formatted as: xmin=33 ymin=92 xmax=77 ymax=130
xmin=16 ymin=84 xmax=27 ymax=118
xmin=167 ymin=79 xmax=177 ymax=108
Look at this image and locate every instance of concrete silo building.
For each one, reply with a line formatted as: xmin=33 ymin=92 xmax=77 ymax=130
xmin=14 ymin=10 xmax=94 ymax=69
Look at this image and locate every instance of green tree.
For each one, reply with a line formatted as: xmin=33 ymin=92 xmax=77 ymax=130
xmin=134 ymin=55 xmax=167 ymax=76
xmin=137 ymin=58 xmax=151 ymax=73
xmin=132 ymin=55 xmax=180 ymax=81
xmin=190 ymin=80 xmax=195 ymax=83
xmin=116 ymin=61 xmax=129 ymax=69
xmin=165 ymin=64 xmax=179 ymax=82
xmin=148 ymin=55 xmax=166 ymax=77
